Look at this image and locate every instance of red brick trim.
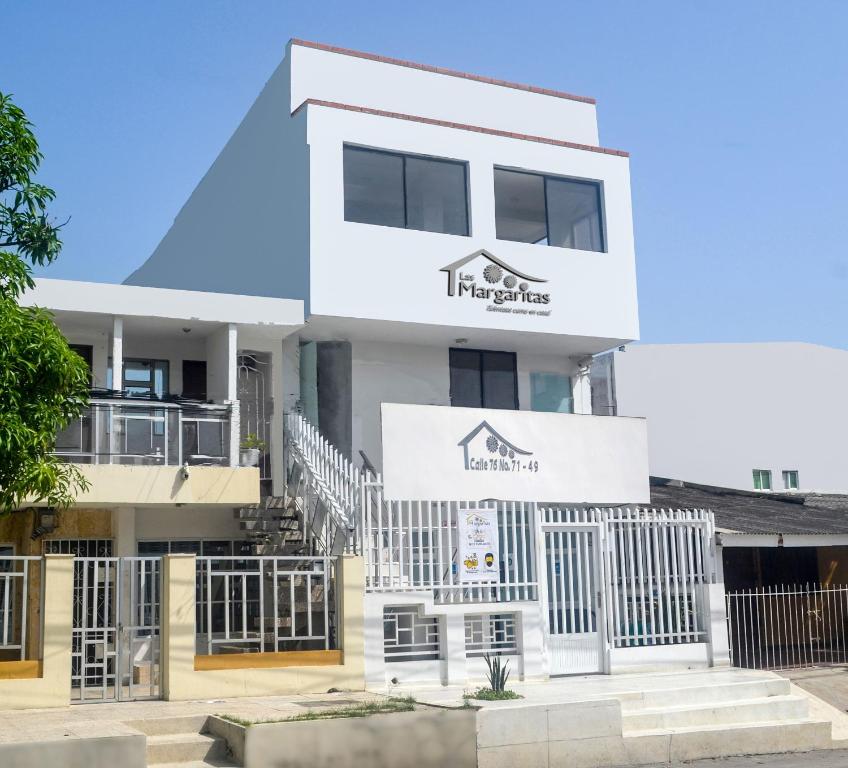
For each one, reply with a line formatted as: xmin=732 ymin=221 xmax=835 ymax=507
xmin=290 ymin=39 xmax=596 ymax=106
xmin=292 ymin=99 xmax=629 ymax=158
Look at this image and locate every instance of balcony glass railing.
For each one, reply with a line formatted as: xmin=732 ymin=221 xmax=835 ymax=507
xmin=54 ymin=393 xmax=232 ymax=467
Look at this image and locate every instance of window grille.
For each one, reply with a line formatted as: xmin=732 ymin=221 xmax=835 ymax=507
xmin=465 ymin=613 xmax=518 ymax=657
xmin=383 ymin=606 xmax=440 ymax=662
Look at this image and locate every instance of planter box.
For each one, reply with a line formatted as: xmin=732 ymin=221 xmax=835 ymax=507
xmin=208 ymin=707 xmax=476 ymax=768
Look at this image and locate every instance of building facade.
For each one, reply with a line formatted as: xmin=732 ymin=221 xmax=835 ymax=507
xmin=613 ymin=342 xmax=848 ymax=493
xmin=0 ymin=41 xmax=729 ymax=707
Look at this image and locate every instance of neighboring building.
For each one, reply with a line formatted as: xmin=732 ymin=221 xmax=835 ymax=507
xmin=613 ymin=342 xmax=848 ymax=493
xmin=1 ymin=41 xmax=730 ymax=710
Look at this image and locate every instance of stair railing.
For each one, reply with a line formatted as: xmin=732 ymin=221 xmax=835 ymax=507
xmin=284 ymin=413 xmax=361 ymax=554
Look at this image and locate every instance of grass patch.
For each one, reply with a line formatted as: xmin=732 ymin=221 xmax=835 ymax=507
xmin=465 ymin=687 xmax=523 ymax=701
xmin=217 ymin=697 xmax=416 ymax=726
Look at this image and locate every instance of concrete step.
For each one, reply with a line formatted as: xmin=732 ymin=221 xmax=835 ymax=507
xmin=622 ymin=694 xmax=810 ymax=731
xmin=146 ymin=732 xmax=227 ymax=765
xmin=624 ymin=718 xmax=832 ymax=763
xmin=619 ymin=676 xmax=791 ymax=711
xmin=125 ymin=715 xmax=209 ymax=736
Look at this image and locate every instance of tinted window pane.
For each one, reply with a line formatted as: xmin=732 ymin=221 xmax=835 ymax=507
xmin=530 ymin=372 xmax=573 ymax=413
xmin=343 ymin=147 xmax=405 ymax=227
xmin=545 ymin=177 xmax=604 ymax=251
xmin=494 ymin=169 xmax=547 ymax=244
xmin=481 ymin=352 xmax=517 ymax=410
xmin=405 ymin=157 xmax=468 ymax=235
xmin=449 ymin=349 xmax=483 ymax=408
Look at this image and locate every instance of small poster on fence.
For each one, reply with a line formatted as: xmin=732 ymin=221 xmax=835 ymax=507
xmin=458 ymin=508 xmax=500 ymax=583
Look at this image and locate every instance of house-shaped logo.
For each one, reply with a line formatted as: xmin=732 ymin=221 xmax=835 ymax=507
xmin=458 ymin=420 xmax=533 ymax=471
xmin=440 ymin=249 xmax=551 ymax=308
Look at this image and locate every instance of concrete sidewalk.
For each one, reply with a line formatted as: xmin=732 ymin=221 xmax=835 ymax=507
xmin=646 ymin=749 xmax=848 ymax=767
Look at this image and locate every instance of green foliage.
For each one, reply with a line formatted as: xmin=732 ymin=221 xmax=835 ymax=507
xmin=465 ymin=687 xmax=522 ymax=701
xmin=240 ymin=433 xmax=267 ymax=451
xmin=0 ymin=91 xmax=89 ymax=512
xmin=484 ymin=652 xmax=510 ymax=692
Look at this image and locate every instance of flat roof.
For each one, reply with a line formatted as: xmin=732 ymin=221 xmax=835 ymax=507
xmin=291 ymin=39 xmax=596 ymax=105
xmin=23 ymin=278 xmax=304 ymax=329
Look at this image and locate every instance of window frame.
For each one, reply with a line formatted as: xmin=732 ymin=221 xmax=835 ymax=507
xmin=343 ymin=144 xmax=471 ymax=236
xmin=782 ymin=470 xmax=799 ymax=491
xmin=448 ymin=347 xmax=519 ymax=410
xmin=493 ymin=165 xmax=607 ymax=253
xmin=752 ymin=469 xmax=772 ymax=491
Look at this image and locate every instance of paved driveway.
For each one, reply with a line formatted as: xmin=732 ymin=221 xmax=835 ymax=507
xmin=779 ymin=665 xmax=848 ymax=711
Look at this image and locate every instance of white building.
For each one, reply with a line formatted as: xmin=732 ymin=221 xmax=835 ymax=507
xmin=1 ymin=41 xmax=729 ymax=708
xmin=613 ymin=342 xmax=848 ymax=493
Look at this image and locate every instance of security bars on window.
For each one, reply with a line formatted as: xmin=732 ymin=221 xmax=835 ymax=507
xmin=195 ymin=556 xmax=333 ymax=655
xmin=0 ymin=557 xmax=41 ymax=660
xmin=465 ymin=613 xmax=518 ymax=657
xmin=383 ymin=606 xmax=440 ymax=662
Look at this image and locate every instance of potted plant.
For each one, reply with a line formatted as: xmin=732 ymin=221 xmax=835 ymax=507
xmin=240 ymin=434 xmax=266 ymax=467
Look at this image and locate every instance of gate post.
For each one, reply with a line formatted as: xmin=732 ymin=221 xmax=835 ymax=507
xmin=705 ymin=545 xmax=731 ymax=667
xmin=160 ymin=554 xmax=197 ymax=700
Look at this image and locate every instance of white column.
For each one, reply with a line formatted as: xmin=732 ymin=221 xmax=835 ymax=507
xmin=111 ymin=316 xmax=123 ymax=391
xmin=572 ymin=362 xmax=592 ymax=415
xmin=442 ymin=613 xmax=468 ymax=686
xmin=706 ymin=544 xmax=731 ymax=667
xmin=206 ymin=323 xmax=239 ymax=466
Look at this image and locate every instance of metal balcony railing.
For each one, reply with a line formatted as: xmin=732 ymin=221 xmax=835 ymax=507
xmin=55 ymin=394 xmax=232 ymax=467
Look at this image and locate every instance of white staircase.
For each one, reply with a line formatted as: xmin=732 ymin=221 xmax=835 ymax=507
xmin=614 ymin=670 xmax=833 ymax=763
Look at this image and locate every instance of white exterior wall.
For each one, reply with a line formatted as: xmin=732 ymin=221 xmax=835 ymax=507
xmin=614 ymin=342 xmax=848 ymax=493
xmin=288 ymin=41 xmax=600 ymax=145
xmin=305 ymin=103 xmax=638 ymax=344
xmin=351 ymin=341 xmax=580 ymax=472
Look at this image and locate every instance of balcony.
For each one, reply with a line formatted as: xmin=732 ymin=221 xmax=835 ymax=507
xmin=55 ymin=392 xmax=233 ymax=467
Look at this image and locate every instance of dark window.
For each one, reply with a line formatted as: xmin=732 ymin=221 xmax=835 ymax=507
xmin=182 ymin=360 xmax=207 ymax=400
xmin=119 ymin=358 xmax=169 ymax=398
xmin=494 ymin=168 xmax=605 ymax=252
xmin=343 ymin=146 xmax=469 ymax=236
xmin=449 ymin=349 xmax=518 ymax=410
xmin=69 ymin=344 xmax=93 ymax=385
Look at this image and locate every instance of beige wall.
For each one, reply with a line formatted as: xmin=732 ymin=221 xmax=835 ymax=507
xmin=0 ymin=555 xmax=74 ymax=710
xmin=162 ymin=554 xmax=365 ymax=699
xmin=25 ymin=465 xmax=260 ymax=508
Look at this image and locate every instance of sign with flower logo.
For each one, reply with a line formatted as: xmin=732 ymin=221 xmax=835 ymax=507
xmin=457 ymin=509 xmax=500 ymax=583
xmin=440 ymin=249 xmax=552 ymax=317
xmin=458 ymin=421 xmax=539 ymax=474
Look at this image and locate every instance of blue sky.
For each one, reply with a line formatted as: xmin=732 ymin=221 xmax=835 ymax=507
xmin=5 ymin=1 xmax=847 ymax=348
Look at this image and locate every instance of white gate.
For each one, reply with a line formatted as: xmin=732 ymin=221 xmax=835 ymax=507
xmin=71 ymin=557 xmax=161 ymax=703
xmin=542 ymin=522 xmax=605 ymax=675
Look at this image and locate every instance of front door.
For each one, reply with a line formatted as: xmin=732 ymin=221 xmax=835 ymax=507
xmin=543 ymin=525 xmax=605 ymax=674
xmin=71 ymin=557 xmax=161 ymax=702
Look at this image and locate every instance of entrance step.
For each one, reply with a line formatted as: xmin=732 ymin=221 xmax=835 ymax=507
xmin=622 ymin=694 xmax=810 ymax=731
xmin=624 ymin=718 xmax=832 ymax=762
xmin=126 ymin=715 xmax=209 ymax=736
xmin=619 ymin=676 xmax=792 ymax=711
xmin=145 ymin=732 xmax=227 ymax=765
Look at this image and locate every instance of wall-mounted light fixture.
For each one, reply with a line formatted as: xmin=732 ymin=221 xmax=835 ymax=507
xmin=31 ymin=508 xmax=58 ymax=540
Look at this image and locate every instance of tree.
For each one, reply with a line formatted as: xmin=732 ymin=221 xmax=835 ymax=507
xmin=0 ymin=91 xmax=89 ymax=512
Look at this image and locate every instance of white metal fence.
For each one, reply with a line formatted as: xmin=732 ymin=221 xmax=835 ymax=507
xmin=362 ymin=478 xmax=537 ymax=604
xmin=0 ymin=556 xmax=40 ymax=660
xmin=727 ymin=583 xmax=848 ymax=669
xmin=602 ymin=508 xmax=714 ymax=648
xmin=196 ymin=555 xmax=334 ymax=655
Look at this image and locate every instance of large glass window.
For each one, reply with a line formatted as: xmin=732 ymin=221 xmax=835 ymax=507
xmin=783 ymin=470 xmax=799 ymax=490
xmin=530 ymin=372 xmax=573 ymax=413
xmin=343 ymin=146 xmax=469 ymax=236
xmin=494 ymin=168 xmax=605 ymax=252
xmin=108 ymin=358 xmax=169 ymax=398
xmin=449 ymin=348 xmax=518 ymax=410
